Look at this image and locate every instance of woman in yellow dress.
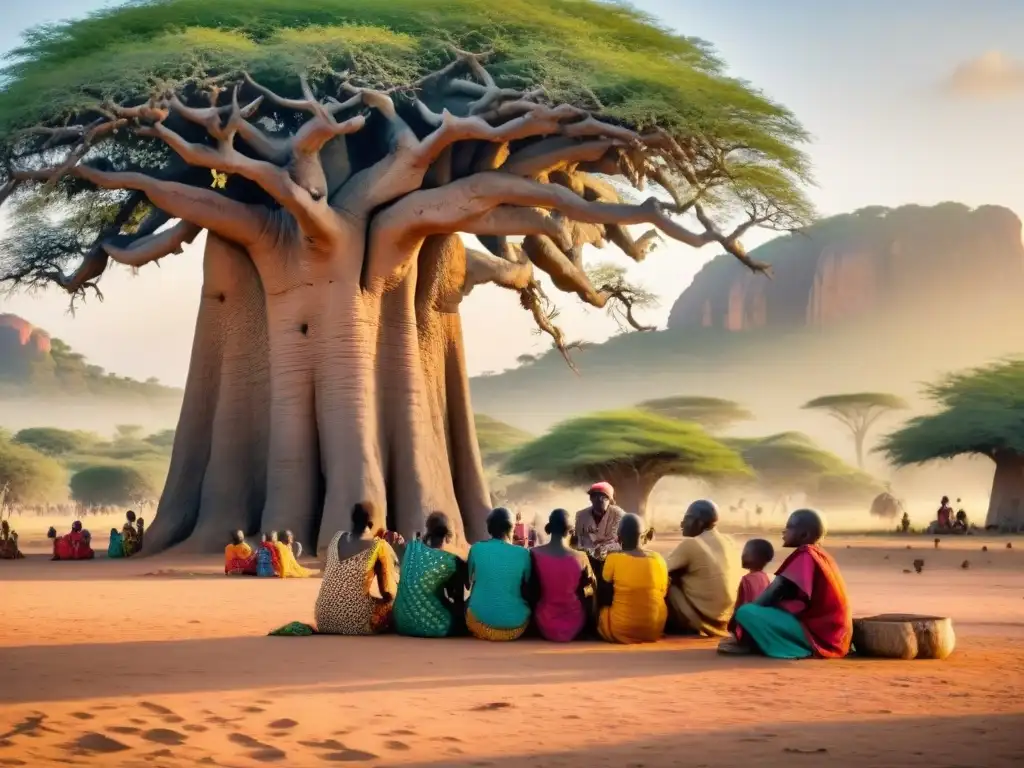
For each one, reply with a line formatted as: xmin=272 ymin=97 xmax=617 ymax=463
xmin=597 ymin=513 xmax=669 ymax=644
xmin=273 ymin=536 xmax=314 ymax=578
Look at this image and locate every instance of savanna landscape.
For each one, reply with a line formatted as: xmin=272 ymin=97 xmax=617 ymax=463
xmin=1 ymin=1 xmax=1022 ymax=766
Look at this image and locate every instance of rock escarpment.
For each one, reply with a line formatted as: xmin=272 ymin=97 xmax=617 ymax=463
xmin=667 ymin=204 xmax=1024 ymax=331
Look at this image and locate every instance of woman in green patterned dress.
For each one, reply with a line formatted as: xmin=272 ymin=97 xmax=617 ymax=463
xmin=393 ymin=512 xmax=468 ymax=637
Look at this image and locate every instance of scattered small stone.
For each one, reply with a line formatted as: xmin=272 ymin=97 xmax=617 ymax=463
xmin=961 ymin=560 xmax=970 ymax=569
xmin=883 ymin=555 xmax=889 ymax=560
xmin=1007 ymin=542 xmax=1013 ymax=549
xmin=934 ymin=538 xmax=940 ymax=549
xmin=906 ymin=545 xmax=912 ymax=550
xmin=913 ymin=558 xmax=924 ymax=573
xmin=982 ymin=546 xmax=988 ymax=552
xmin=902 ymin=569 xmax=911 ymax=574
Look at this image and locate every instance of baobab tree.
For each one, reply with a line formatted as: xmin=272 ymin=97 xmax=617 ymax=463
xmin=0 ymin=0 xmax=811 ymax=553
xmin=638 ymin=396 xmax=753 ymax=433
xmin=879 ymin=359 xmax=1024 ymax=531
xmin=802 ymin=392 xmax=908 ymax=469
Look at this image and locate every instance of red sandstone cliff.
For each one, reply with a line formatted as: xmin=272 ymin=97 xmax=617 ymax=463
xmin=667 ymin=203 xmax=1024 ymax=331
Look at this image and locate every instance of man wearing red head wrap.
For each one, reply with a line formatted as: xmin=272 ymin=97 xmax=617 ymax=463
xmin=574 ymin=483 xmax=625 ymax=555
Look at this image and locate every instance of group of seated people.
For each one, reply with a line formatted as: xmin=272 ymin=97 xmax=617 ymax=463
xmin=0 ymin=520 xmax=24 ymax=559
xmin=47 ymin=520 xmax=95 ymax=560
xmin=225 ymin=530 xmax=315 ymax=578
xmin=929 ymin=496 xmax=971 ymax=534
xmin=107 ymin=511 xmax=145 ymax=558
xmin=297 ymin=482 xmax=853 ymax=660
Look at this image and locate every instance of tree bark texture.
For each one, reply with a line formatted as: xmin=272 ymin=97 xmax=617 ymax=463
xmin=601 ymin=465 xmax=662 ymax=521
xmin=984 ymin=452 xmax=1024 ymax=532
xmin=145 ymin=231 xmax=490 ymax=554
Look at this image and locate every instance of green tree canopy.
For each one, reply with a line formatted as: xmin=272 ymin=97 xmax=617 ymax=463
xmin=727 ymin=432 xmax=883 ymax=505
xmin=803 ymin=392 xmax=909 ymax=468
xmin=637 ymin=396 xmax=753 ymax=432
xmin=878 ymin=359 xmax=1024 ymax=463
xmin=474 ymin=414 xmax=532 ymax=465
xmin=69 ymin=464 xmax=159 ymax=506
xmin=12 ymin=427 xmax=99 ymax=456
xmin=506 ymin=409 xmax=748 ymax=517
xmin=0 ymin=437 xmax=67 ymax=504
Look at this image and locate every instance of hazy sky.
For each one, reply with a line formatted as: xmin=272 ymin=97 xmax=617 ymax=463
xmin=2 ymin=0 xmax=1022 ymax=386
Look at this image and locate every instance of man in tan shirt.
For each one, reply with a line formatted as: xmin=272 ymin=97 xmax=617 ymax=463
xmin=664 ymin=499 xmax=741 ymax=637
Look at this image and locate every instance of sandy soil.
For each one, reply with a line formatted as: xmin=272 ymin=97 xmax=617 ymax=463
xmin=1 ymin=534 xmax=1022 ymax=768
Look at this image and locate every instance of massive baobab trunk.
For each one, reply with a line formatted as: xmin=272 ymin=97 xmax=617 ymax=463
xmin=984 ymin=452 xmax=1024 ymax=532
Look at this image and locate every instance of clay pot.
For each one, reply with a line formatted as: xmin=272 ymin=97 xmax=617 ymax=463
xmin=852 ymin=614 xmax=956 ymax=660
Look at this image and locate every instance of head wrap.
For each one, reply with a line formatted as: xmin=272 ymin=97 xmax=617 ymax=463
xmin=588 ymin=482 xmax=614 ymax=500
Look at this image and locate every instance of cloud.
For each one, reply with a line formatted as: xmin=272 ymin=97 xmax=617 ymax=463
xmin=942 ymin=51 xmax=1024 ymax=99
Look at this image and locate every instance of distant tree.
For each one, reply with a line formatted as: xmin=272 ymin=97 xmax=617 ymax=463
xmin=727 ymin=432 xmax=883 ymax=508
xmin=515 ymin=354 xmax=539 ymax=367
xmin=878 ymin=359 xmax=1024 ymax=531
xmin=13 ymin=427 xmax=97 ymax=457
xmin=0 ymin=437 xmax=66 ymax=504
xmin=802 ymin=392 xmax=909 ymax=469
xmin=144 ymin=429 xmax=176 ymax=449
xmin=584 ymin=262 xmax=660 ymax=333
xmin=474 ymin=415 xmax=532 ymax=466
xmin=114 ymin=424 xmax=145 ymax=443
xmin=638 ymin=396 xmax=753 ymax=433
xmin=506 ymin=409 xmax=748 ymax=518
xmin=70 ymin=465 xmax=158 ymax=507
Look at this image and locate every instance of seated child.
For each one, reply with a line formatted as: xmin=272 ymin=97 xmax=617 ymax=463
xmin=108 ymin=527 xmax=125 ymax=559
xmin=728 ymin=538 xmax=774 ymax=635
xmin=225 ymin=530 xmax=257 ymax=575
xmin=136 ymin=517 xmax=145 ymax=551
xmin=720 ymin=509 xmax=851 ymax=659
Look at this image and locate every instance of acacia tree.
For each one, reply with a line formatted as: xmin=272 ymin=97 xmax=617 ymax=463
xmin=638 ymin=396 xmax=753 ymax=433
xmin=726 ymin=432 xmax=882 ymax=508
xmin=505 ymin=409 xmax=748 ymax=518
xmin=0 ymin=0 xmax=810 ymax=553
xmin=802 ymin=392 xmax=908 ymax=469
xmin=878 ymin=359 xmax=1024 ymax=531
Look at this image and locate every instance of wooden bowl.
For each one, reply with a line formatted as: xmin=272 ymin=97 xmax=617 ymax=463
xmin=853 ymin=614 xmax=956 ymax=660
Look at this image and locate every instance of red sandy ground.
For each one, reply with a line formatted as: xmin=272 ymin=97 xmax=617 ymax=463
xmin=1 ymin=534 xmax=1022 ymax=768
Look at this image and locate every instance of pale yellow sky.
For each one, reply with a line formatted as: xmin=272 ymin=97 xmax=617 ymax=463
xmin=2 ymin=0 xmax=1022 ymax=386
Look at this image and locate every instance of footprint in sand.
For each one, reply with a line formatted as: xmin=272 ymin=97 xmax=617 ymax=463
xmin=148 ymin=748 xmax=175 ymax=758
xmin=319 ymin=750 xmax=379 ymax=762
xmin=70 ymin=733 xmax=131 ymax=754
xmin=107 ymin=726 xmax=140 ymax=735
xmin=0 ymin=759 xmax=27 ymax=766
xmin=385 ymin=741 xmax=410 ymax=751
xmin=268 ymin=719 xmax=298 ymax=730
xmin=228 ymin=733 xmax=286 ymax=762
xmin=300 ymin=739 xmax=346 ymax=751
xmin=241 ymin=706 xmax=265 ymax=714
xmin=129 ymin=718 xmax=147 ymax=726
xmin=142 ymin=729 xmax=187 ymax=746
xmin=69 ymin=713 xmax=94 ymax=721
xmin=385 ymin=729 xmax=415 ymax=737
xmin=183 ymin=725 xmax=209 ymax=733
xmin=470 ymin=702 xmax=512 ymax=712
xmin=0 ymin=714 xmax=57 ymax=741
xmin=140 ymin=702 xmax=175 ymax=717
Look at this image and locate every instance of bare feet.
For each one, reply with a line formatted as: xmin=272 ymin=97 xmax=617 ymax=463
xmin=717 ymin=637 xmax=751 ymax=655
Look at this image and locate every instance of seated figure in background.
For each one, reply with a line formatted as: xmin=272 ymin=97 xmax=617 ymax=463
xmin=466 ymin=508 xmax=533 ymax=641
xmin=394 ymin=512 xmax=468 ymax=638
xmin=49 ymin=520 xmax=95 ymax=561
xmin=225 ymin=530 xmax=257 ymax=575
xmin=282 ymin=530 xmax=303 ymax=559
xmin=122 ymin=511 xmax=140 ymax=557
xmin=107 ymin=527 xmax=125 ymax=559
xmin=273 ymin=533 xmax=314 ymax=578
xmin=529 ymin=509 xmax=595 ymax=642
xmin=256 ymin=533 xmax=281 ymax=577
xmin=0 ymin=520 xmax=25 ymax=559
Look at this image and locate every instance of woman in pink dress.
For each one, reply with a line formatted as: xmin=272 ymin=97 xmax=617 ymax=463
xmin=529 ymin=509 xmax=596 ymax=642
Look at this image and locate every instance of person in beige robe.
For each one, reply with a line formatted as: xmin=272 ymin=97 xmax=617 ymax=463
xmin=664 ymin=499 xmax=741 ymax=637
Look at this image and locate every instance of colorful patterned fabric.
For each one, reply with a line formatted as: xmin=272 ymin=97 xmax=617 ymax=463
xmin=597 ymin=551 xmax=668 ymax=644
xmin=225 ymin=542 xmax=256 ymax=575
xmin=466 ymin=609 xmax=528 ymax=642
xmin=53 ymin=530 xmax=95 ymax=561
xmin=394 ymin=539 xmax=461 ymax=638
xmin=0 ymin=531 xmax=23 ymax=560
xmin=532 ymin=549 xmax=591 ymax=642
xmin=256 ymin=544 xmax=277 ymax=577
xmin=269 ymin=621 xmax=317 ymax=636
xmin=314 ymin=533 xmax=398 ymax=635
xmin=273 ymin=541 xmax=313 ymax=578
xmin=467 ymin=538 xmax=532 ymax=632
xmin=122 ymin=523 xmax=139 ymax=557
